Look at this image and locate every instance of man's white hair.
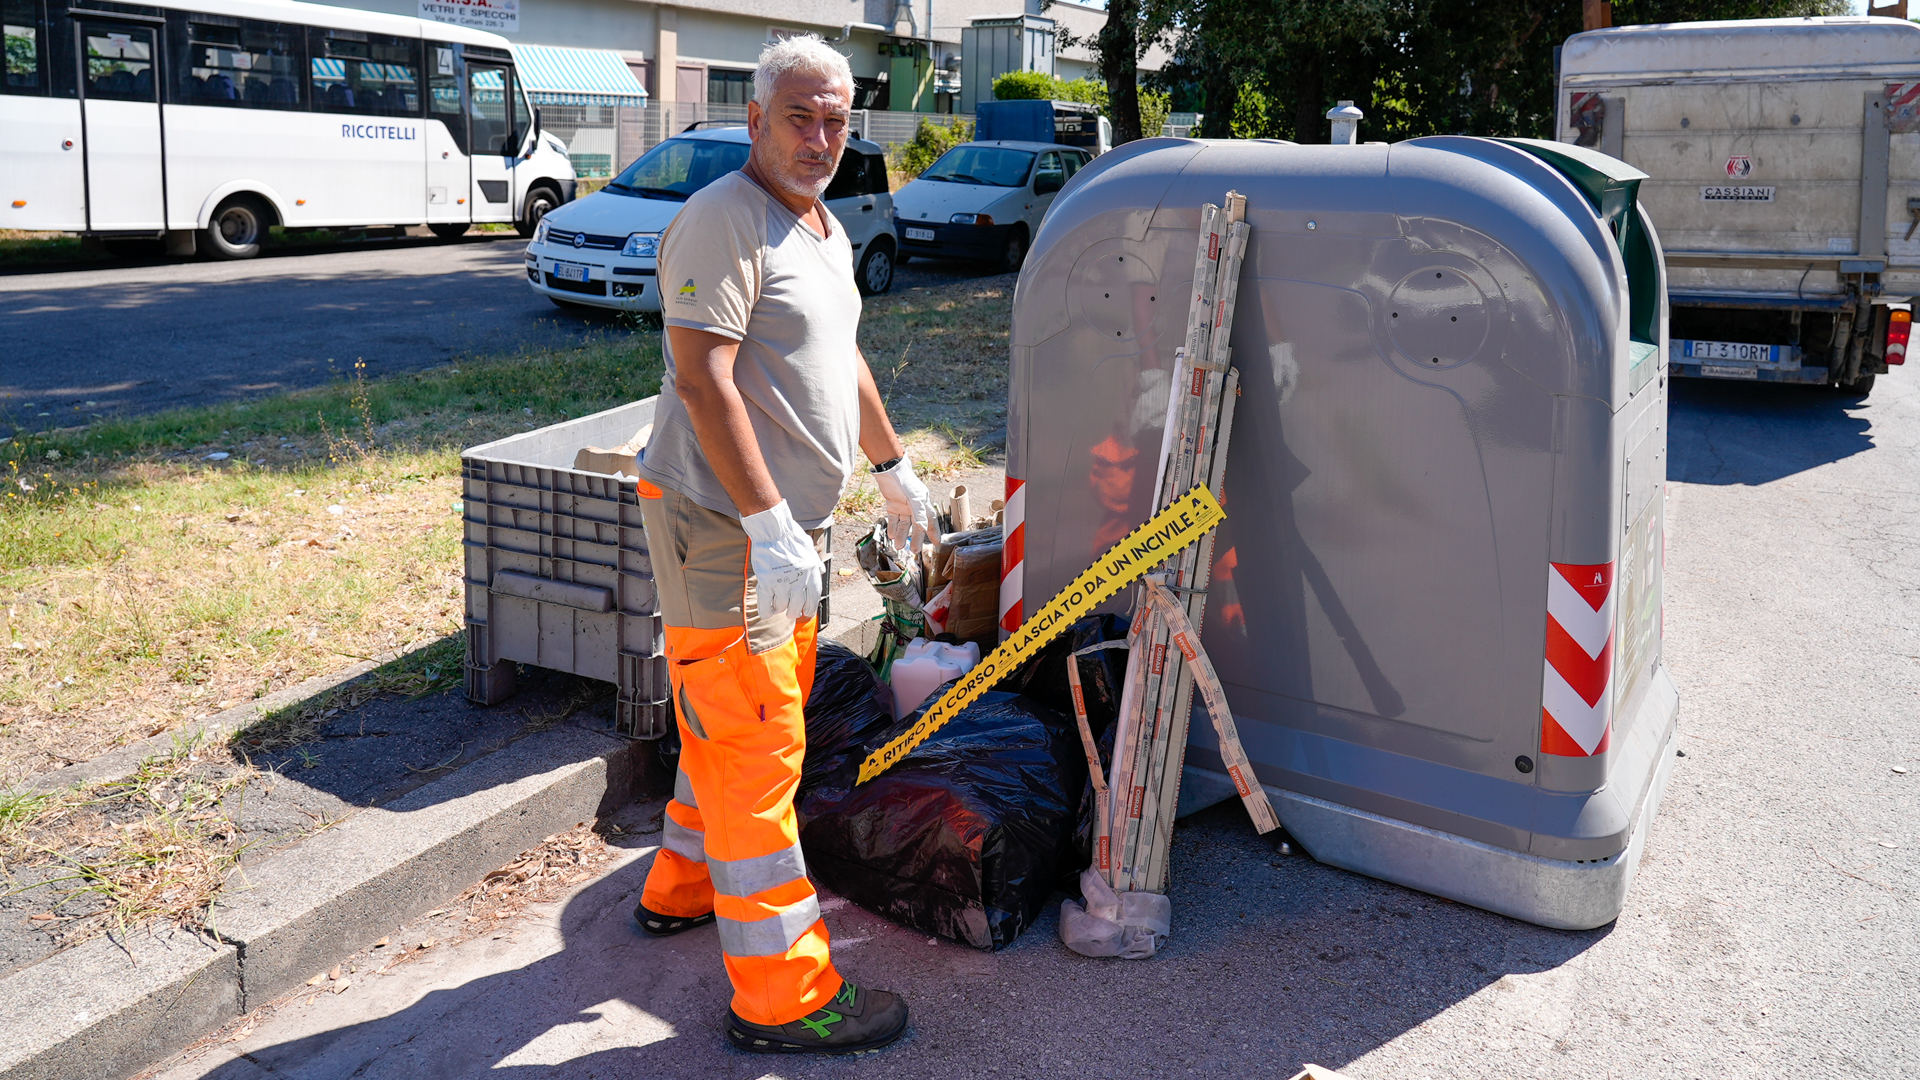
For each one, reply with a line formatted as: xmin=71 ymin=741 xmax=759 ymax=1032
xmin=751 ymin=35 xmax=854 ymax=108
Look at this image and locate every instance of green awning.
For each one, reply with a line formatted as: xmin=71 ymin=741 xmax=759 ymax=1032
xmin=514 ymin=44 xmax=647 ymax=108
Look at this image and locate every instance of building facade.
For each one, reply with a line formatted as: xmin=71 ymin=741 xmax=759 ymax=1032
xmin=333 ymin=0 xmax=1163 ymax=115
xmin=327 ymin=0 xmax=1167 ymax=173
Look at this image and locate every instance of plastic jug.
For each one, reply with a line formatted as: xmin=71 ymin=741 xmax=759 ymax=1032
xmin=888 ymin=639 xmax=982 ymax=719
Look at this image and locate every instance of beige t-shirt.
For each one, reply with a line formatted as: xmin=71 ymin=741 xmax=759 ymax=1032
xmin=637 ymin=170 xmax=863 ymax=529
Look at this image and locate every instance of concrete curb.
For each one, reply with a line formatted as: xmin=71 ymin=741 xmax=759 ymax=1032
xmin=211 ymin=724 xmax=632 ymax=1008
xmin=0 ymin=723 xmax=640 ymax=1080
xmin=0 ymin=928 xmax=239 ymax=1080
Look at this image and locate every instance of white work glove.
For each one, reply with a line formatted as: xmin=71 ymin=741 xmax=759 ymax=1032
xmin=873 ymin=456 xmax=936 ymax=552
xmin=740 ymin=500 xmax=824 ymax=621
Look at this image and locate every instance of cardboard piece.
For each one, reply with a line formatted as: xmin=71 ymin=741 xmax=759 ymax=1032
xmin=571 ymin=423 xmax=652 ymax=477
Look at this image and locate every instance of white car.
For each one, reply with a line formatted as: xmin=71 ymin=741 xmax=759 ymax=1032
xmin=524 ymin=125 xmax=898 ymax=312
xmin=892 ymin=141 xmax=1092 ymax=271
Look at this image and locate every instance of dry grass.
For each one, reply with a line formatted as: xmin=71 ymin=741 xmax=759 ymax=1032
xmin=229 ymin=636 xmax=465 ymax=757
xmin=1 ymin=270 xmax=1010 ymax=784
xmin=0 ymin=728 xmax=267 ymax=947
xmin=834 ymin=273 xmax=1014 ymax=522
xmin=0 ymin=450 xmax=468 ymax=784
xmin=858 ymin=274 xmax=1014 ymax=438
xmin=1 ymin=332 xmax=664 ymax=788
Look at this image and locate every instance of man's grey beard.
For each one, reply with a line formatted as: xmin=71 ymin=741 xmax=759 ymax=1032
xmin=754 ymin=142 xmax=836 ymax=201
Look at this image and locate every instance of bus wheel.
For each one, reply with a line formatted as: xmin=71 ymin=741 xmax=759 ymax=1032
xmin=429 ymin=223 xmax=470 ymax=240
xmin=1838 ymin=372 xmax=1876 ymax=398
xmin=201 ymin=198 xmax=268 ymax=260
xmin=518 ymin=186 xmax=561 ymax=239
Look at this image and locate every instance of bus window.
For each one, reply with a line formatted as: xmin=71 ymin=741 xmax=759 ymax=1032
xmin=428 ymin=42 xmax=465 ymax=154
xmin=83 ymin=25 xmax=155 ymax=102
xmin=3 ymin=0 xmax=43 ymax=95
xmin=468 ymin=63 xmax=517 ymax=155
xmin=181 ymin=18 xmax=303 ymax=108
xmin=311 ymin=29 xmax=419 ymax=117
xmin=514 ymin=72 xmax=532 ymax=147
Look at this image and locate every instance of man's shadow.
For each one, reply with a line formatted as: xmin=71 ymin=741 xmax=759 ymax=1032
xmin=200 ymin=804 xmax=1618 ymax=1080
xmin=200 ymin=835 xmax=769 ymax=1079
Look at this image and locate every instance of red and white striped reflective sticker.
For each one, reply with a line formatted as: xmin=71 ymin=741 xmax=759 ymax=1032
xmin=1889 ymin=83 xmax=1920 ymax=133
xmin=997 ymin=476 xmax=1026 ymax=637
xmin=1541 ymin=561 xmax=1615 ymax=757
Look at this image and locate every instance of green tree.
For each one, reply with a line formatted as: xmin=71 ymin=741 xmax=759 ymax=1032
xmin=1137 ymin=87 xmax=1173 ymax=139
xmin=1161 ymin=0 xmax=1849 ymax=144
xmin=989 ymin=70 xmax=1172 ymax=139
xmin=5 ymin=32 xmax=35 ymax=77
xmin=890 ymin=117 xmax=974 ymax=177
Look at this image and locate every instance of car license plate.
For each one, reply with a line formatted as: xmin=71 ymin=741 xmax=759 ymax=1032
xmin=905 ymin=227 xmax=935 ymax=242
xmin=553 ymin=263 xmax=590 ymax=283
xmin=1683 ymin=339 xmax=1779 ymax=363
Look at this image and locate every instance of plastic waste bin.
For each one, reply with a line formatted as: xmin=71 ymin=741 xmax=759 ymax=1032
xmin=460 ymin=397 xmax=831 ymax=739
xmin=1002 ymin=136 xmax=1677 ymax=930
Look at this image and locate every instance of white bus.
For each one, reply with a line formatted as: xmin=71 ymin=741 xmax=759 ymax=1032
xmin=1 ymin=0 xmax=575 ymax=257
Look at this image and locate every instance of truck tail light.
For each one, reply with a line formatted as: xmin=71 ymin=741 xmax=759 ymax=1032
xmin=1887 ymin=309 xmax=1910 ymax=366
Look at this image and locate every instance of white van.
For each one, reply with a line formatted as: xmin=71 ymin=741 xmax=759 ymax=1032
xmin=524 ymin=125 xmax=898 ymax=312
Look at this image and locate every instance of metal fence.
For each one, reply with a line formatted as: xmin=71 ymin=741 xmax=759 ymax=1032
xmin=1163 ymin=112 xmax=1202 ymax=139
xmin=535 ymin=104 xmax=631 ymax=178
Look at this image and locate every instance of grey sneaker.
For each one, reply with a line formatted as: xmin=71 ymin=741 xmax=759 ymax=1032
xmin=726 ymin=981 xmax=908 ymax=1055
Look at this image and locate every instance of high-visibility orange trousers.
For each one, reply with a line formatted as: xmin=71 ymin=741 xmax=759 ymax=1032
xmin=636 ymin=480 xmax=842 ymax=1027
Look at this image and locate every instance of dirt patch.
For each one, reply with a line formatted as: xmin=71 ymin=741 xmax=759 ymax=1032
xmin=858 ymin=270 xmax=1015 ymax=442
xmin=836 ymin=271 xmax=1014 ymax=524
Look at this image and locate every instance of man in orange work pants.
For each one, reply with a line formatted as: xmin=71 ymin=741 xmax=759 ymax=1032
xmin=628 ymin=35 xmax=934 ymax=1055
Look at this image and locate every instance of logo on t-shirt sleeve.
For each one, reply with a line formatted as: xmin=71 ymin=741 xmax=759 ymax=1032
xmin=676 ymin=279 xmax=697 ymax=304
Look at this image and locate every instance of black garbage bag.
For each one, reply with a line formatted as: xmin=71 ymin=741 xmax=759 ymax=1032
xmin=1003 ymin=614 xmax=1131 ymax=741
xmin=801 ymin=641 xmax=895 ymax=799
xmin=798 ymin=690 xmax=1086 ymax=950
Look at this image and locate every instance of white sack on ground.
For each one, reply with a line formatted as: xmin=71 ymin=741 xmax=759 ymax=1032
xmin=1059 ymin=869 xmax=1170 ymax=959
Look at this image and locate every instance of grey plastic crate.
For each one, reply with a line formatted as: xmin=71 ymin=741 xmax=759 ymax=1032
xmin=461 ymin=397 xmax=831 ymax=738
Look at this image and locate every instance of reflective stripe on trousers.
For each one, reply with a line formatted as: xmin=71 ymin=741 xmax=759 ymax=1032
xmin=638 ymin=615 xmax=837 ymax=1026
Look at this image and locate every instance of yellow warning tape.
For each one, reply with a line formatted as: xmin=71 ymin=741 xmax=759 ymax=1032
xmin=856 ymin=484 xmax=1226 ymax=784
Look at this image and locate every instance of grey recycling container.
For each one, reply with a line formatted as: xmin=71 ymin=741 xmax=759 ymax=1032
xmin=1003 ymin=136 xmax=1677 ymax=930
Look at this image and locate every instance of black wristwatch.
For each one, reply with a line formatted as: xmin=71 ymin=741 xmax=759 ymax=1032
xmin=871 ymin=456 xmax=904 ymax=474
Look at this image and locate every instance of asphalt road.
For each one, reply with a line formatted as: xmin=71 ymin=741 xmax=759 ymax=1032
xmin=143 ymin=372 xmax=1919 ymax=1080
xmin=0 ymin=237 xmax=995 ymax=435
